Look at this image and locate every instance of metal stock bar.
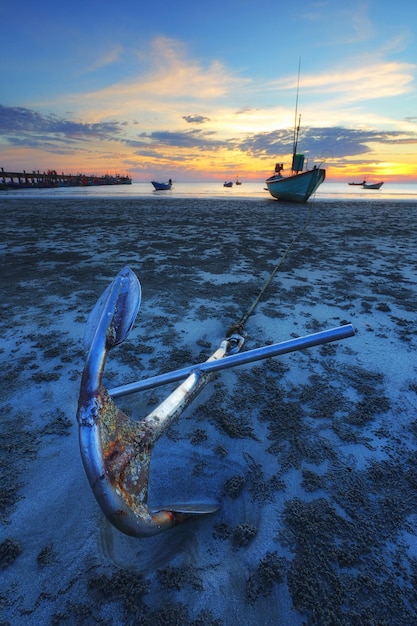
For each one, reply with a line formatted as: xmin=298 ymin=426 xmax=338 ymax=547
xmin=109 ymin=323 xmax=355 ymax=398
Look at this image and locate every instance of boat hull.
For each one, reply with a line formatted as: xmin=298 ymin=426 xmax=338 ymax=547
xmin=151 ymin=181 xmax=172 ymax=190
xmin=362 ymin=182 xmax=383 ymax=189
xmin=266 ymin=167 xmax=325 ymax=203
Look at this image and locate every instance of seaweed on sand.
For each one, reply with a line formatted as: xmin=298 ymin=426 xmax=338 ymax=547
xmin=88 ymin=569 xmax=150 ymax=620
xmin=87 ymin=566 xmax=221 ymax=625
xmin=301 ymin=469 xmax=324 ymax=492
xmin=0 ymin=407 xmax=38 ymax=522
xmin=0 ymin=538 xmax=23 ymax=568
xmin=145 ymin=603 xmax=222 ymax=626
xmin=282 ymin=454 xmax=417 ymax=625
xmin=264 ymin=401 xmax=329 ymax=470
xmin=244 ymin=453 xmax=285 ymax=504
xmin=41 ymin=409 xmax=72 ymax=436
xmin=211 ymin=405 xmax=259 ymax=440
xmin=212 ymin=521 xmax=257 ymax=549
xmin=223 ymin=474 xmax=246 ymax=499
xmin=37 ymin=543 xmax=57 ymax=568
xmin=157 ymin=564 xmax=203 ymax=591
xmin=232 ymin=523 xmax=257 ymax=548
xmin=246 ymin=551 xmax=288 ymax=604
xmin=296 ymin=372 xmax=350 ymax=420
xmin=282 ymin=497 xmax=359 ymax=622
xmin=196 ymin=385 xmax=259 ymax=440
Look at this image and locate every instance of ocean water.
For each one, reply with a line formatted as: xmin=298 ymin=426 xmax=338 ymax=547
xmin=2 ymin=180 xmax=417 ymax=201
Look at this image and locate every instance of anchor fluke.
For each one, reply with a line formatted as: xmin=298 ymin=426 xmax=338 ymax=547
xmin=77 ymin=266 xmax=224 ymax=538
xmin=159 ymin=503 xmax=220 ymax=514
xmin=83 ymin=266 xmax=141 ymax=353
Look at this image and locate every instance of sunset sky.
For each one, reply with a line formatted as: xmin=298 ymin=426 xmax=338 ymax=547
xmin=1 ymin=0 xmax=417 ymax=182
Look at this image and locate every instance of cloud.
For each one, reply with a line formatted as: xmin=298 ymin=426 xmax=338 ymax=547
xmin=237 ymin=126 xmax=417 ymax=160
xmin=2 ymin=99 xmax=417 ymax=168
xmin=0 ymin=104 xmax=123 ymax=140
xmin=132 ymin=129 xmax=223 ymax=150
xmin=124 ymin=123 xmax=417 ymax=163
xmin=133 ymin=36 xmax=245 ymax=99
xmin=183 ymin=115 xmax=210 ymax=124
xmin=304 ymin=62 xmax=415 ymax=102
xmin=44 ymin=36 xmax=250 ymax=123
xmin=82 ymin=45 xmax=124 ymax=73
xmin=266 ymin=61 xmax=415 ymax=108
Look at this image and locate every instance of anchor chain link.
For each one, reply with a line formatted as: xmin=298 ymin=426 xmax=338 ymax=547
xmin=226 ymin=205 xmax=314 ymax=337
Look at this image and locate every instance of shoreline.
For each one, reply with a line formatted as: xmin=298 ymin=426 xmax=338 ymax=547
xmin=1 ymin=180 xmax=417 ymax=203
xmin=1 ymin=198 xmax=417 ymax=625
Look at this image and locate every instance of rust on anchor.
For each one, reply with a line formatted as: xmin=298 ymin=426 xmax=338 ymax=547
xmin=98 ymin=389 xmax=155 ymax=514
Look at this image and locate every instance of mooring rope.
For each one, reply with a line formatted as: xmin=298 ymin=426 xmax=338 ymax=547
xmin=226 ymin=204 xmax=314 ymax=337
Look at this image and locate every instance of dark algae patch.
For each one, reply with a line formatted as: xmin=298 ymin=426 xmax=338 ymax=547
xmin=246 ymin=551 xmax=288 ymax=604
xmin=157 ymin=564 xmax=204 ymax=591
xmin=282 ymin=494 xmax=417 ymax=625
xmin=0 ymin=538 xmax=23 ymax=568
xmin=88 ymin=569 xmax=150 ymax=619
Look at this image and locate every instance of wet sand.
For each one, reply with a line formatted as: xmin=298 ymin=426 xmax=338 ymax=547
xmin=1 ymin=197 xmax=417 ymax=625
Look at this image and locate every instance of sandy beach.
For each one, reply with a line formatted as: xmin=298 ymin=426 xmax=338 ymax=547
xmin=1 ymin=196 xmax=417 ymax=625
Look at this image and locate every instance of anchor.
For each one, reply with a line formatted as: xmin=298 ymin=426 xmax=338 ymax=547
xmin=77 ymin=266 xmax=355 ymax=538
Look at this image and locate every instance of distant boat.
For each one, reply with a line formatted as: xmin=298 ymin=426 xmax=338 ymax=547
xmin=151 ymin=179 xmax=172 ymax=190
xmin=235 ymin=177 xmax=242 ymax=185
xmin=223 ymin=181 xmax=233 ymax=187
xmin=348 ymin=180 xmax=366 ymax=186
xmin=265 ymin=62 xmax=325 ymax=203
xmin=362 ymin=181 xmax=384 ymax=190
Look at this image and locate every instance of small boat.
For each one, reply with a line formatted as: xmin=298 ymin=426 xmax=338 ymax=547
xmin=151 ymin=179 xmax=172 ymax=190
xmin=362 ymin=181 xmax=384 ymax=190
xmin=223 ymin=181 xmax=233 ymax=187
xmin=235 ymin=177 xmax=242 ymax=185
xmin=348 ymin=180 xmax=366 ymax=186
xmin=265 ymin=64 xmax=325 ymax=203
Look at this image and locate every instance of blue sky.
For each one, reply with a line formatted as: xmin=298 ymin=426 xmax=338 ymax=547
xmin=1 ymin=0 xmax=417 ymax=181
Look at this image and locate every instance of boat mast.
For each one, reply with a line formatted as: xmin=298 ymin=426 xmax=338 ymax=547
xmin=291 ymin=58 xmax=304 ymax=173
xmin=292 ymin=58 xmax=301 ymax=156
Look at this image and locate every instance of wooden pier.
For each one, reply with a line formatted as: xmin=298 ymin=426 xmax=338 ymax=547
xmin=0 ymin=168 xmax=132 ymax=189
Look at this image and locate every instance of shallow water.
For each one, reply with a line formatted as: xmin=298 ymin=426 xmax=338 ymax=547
xmin=2 ymin=180 xmax=417 ymax=201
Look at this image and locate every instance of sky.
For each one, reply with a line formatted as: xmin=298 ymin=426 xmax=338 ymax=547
xmin=1 ymin=0 xmax=417 ymax=182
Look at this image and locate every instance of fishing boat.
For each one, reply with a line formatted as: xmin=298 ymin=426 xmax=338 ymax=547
xmin=362 ymin=181 xmax=384 ymax=189
xmin=223 ymin=181 xmax=233 ymax=187
xmin=265 ymin=64 xmax=325 ymax=203
xmin=151 ymin=179 xmax=172 ymax=190
xmin=348 ymin=180 xmax=366 ymax=186
xmin=266 ymin=164 xmax=325 ymax=203
xmin=235 ymin=177 xmax=242 ymax=185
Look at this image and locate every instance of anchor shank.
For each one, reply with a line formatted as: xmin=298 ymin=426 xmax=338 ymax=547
xmin=143 ymin=339 xmax=230 ymax=435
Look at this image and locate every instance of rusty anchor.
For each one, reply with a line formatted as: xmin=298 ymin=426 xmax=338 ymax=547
xmin=77 ymin=266 xmax=354 ymax=538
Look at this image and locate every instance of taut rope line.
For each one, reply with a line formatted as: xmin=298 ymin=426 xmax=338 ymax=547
xmin=226 ymin=204 xmax=314 ymax=337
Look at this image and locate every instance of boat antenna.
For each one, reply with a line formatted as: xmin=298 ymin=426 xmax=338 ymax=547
xmin=292 ymin=57 xmax=301 ymax=158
